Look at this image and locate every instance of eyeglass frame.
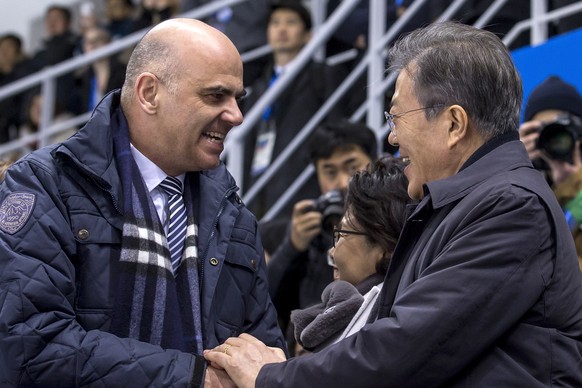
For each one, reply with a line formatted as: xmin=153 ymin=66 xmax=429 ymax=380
xmin=384 ymin=104 xmax=446 ymax=134
xmin=332 ymin=228 xmax=369 ymax=248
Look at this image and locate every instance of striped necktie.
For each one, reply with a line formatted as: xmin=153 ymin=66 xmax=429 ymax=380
xmin=159 ymin=176 xmax=187 ymax=274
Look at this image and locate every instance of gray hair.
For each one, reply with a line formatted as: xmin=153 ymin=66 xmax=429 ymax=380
xmin=387 ymin=21 xmax=522 ymax=138
xmin=121 ymin=34 xmax=179 ymax=106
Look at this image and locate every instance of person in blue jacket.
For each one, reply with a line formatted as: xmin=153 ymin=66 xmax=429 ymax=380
xmin=205 ymin=21 xmax=582 ymax=387
xmin=0 ymin=18 xmax=284 ymax=387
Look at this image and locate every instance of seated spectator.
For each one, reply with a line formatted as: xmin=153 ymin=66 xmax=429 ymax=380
xmin=76 ymin=27 xmax=127 ymax=112
xmin=31 ymin=4 xmax=82 ymax=114
xmin=258 ymin=217 xmax=289 ymax=265
xmin=132 ymin=0 xmax=181 ymax=32
xmin=0 ymin=33 xmax=35 ymax=143
xmin=241 ymin=0 xmax=349 ymax=218
xmin=18 ymin=90 xmax=77 ymax=153
xmin=267 ymin=120 xmax=377 ymax=352
xmin=194 ymin=0 xmax=270 ymax=86
xmin=290 ymin=155 xmax=411 ymax=353
xmin=105 ymin=0 xmax=137 ymax=40
xmin=519 ymin=75 xmax=582 ymax=270
xmin=32 ymin=5 xmax=81 ymax=68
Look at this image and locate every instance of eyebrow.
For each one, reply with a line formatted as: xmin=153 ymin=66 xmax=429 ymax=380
xmin=321 ymin=157 xmax=358 ymax=169
xmin=201 ymin=86 xmax=247 ymax=99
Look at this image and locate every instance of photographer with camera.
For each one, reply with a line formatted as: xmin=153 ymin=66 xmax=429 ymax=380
xmin=265 ymin=121 xmax=377 ymax=352
xmin=519 ymin=75 xmax=582 ymax=270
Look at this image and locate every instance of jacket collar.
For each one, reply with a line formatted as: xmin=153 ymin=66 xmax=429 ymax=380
xmin=424 ymin=131 xmax=532 ymax=209
xmin=53 ymin=90 xmax=121 ymax=187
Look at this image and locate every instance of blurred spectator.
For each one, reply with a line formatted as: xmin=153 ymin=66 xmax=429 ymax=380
xmin=518 ymin=75 xmax=582 ymax=270
xmin=258 ymin=217 xmax=289 ymax=265
xmin=32 ymin=5 xmax=81 ymax=68
xmin=290 ymin=156 xmax=411 ymax=353
xmin=189 ymin=0 xmax=270 ymax=86
xmin=18 ymin=90 xmax=77 ymax=153
xmin=0 ymin=33 xmax=35 ymax=143
xmin=76 ymin=27 xmax=126 ymax=112
xmin=105 ymin=0 xmax=137 ymax=40
xmin=325 ymin=0 xmax=399 ymax=57
xmin=267 ymin=120 xmax=377 ymax=354
xmin=132 ymin=0 xmax=181 ymax=32
xmin=31 ymin=5 xmax=82 ymax=115
xmin=241 ymin=0 xmax=348 ymax=219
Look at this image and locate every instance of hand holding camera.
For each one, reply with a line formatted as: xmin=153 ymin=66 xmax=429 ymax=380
xmin=290 ymin=190 xmax=345 ymax=252
xmin=290 ymin=200 xmax=323 ymax=252
xmin=519 ymin=114 xmax=582 ymax=185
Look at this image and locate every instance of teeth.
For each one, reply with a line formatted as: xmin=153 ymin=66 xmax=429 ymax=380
xmin=206 ymin=131 xmax=224 ymax=139
xmin=402 ymin=157 xmax=410 ymax=163
xmin=204 ymin=131 xmax=225 ymax=143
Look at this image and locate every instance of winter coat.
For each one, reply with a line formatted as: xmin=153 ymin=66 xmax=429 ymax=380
xmin=0 ymin=91 xmax=285 ymax=387
xmin=257 ymin=134 xmax=582 ymax=387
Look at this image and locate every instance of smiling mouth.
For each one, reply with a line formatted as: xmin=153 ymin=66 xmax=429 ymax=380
xmin=203 ymin=131 xmax=225 ymax=144
xmin=401 ymin=157 xmax=411 ymax=164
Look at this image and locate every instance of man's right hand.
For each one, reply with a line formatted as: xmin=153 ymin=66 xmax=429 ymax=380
xmin=290 ymin=200 xmax=322 ymax=252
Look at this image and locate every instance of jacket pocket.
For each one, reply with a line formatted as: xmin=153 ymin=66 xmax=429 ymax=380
xmin=70 ymin=212 xmax=120 ymax=244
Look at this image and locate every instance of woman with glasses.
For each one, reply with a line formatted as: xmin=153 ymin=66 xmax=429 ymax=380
xmin=290 ymin=155 xmax=411 ymax=352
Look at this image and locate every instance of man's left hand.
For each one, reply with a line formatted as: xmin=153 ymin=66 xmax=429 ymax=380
xmin=204 ymin=334 xmax=287 ymax=388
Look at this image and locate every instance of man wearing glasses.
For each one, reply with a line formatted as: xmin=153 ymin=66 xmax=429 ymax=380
xmin=206 ymin=21 xmax=582 ymax=387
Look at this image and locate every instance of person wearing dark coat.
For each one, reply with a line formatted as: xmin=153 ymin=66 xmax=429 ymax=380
xmin=0 ymin=19 xmax=284 ymax=387
xmin=205 ymin=21 xmax=582 ymax=388
xmin=241 ymin=1 xmax=348 ymax=219
xmin=76 ymin=27 xmax=127 ymax=112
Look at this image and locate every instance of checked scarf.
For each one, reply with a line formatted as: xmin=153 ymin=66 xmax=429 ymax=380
xmin=109 ymin=109 xmax=203 ymax=354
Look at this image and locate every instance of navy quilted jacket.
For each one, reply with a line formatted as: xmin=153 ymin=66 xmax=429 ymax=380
xmin=0 ymin=91 xmax=285 ymax=387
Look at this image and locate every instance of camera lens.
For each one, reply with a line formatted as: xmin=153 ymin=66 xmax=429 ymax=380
xmin=537 ymin=122 xmax=576 ymax=161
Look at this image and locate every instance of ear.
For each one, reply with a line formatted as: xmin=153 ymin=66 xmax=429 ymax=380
xmin=135 ymin=72 xmax=159 ymax=115
xmin=303 ymin=30 xmax=312 ymax=44
xmin=446 ymin=104 xmax=469 ymax=149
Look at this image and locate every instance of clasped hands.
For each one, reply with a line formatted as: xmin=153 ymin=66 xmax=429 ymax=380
xmin=204 ymin=333 xmax=287 ymax=388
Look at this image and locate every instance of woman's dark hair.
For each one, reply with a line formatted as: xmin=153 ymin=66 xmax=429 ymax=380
xmin=345 ymin=155 xmax=411 ymax=275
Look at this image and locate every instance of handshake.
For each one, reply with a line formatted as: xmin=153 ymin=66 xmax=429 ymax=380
xmin=203 ymin=334 xmax=287 ymax=387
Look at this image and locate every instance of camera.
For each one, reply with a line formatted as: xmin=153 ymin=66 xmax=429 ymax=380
xmin=537 ymin=114 xmax=582 ymax=163
xmin=307 ymin=189 xmax=345 ymax=232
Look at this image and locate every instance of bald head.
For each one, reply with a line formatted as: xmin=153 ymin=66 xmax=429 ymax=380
xmin=121 ymin=18 xmax=241 ymax=107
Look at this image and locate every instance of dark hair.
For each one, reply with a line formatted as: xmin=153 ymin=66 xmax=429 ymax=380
xmin=308 ymin=120 xmax=378 ymax=164
xmin=345 ymin=155 xmax=410 ymax=275
xmin=46 ymin=5 xmax=72 ymax=24
xmin=270 ymin=0 xmax=312 ymax=30
xmin=388 ymin=21 xmax=522 ymax=139
xmin=0 ymin=34 xmax=23 ymax=52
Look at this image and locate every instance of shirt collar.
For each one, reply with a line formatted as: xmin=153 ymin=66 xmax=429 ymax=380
xmin=130 ymin=144 xmax=185 ymax=193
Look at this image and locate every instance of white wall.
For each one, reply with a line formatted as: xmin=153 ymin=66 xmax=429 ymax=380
xmin=0 ymin=0 xmax=81 ymax=54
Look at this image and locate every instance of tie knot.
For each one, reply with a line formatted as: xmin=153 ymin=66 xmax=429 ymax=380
xmin=159 ymin=176 xmax=183 ymax=196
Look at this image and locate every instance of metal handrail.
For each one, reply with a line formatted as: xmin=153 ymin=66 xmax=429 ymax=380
xmin=1 ymin=0 xmax=582 ymax=222
xmin=0 ymin=0 xmax=249 ymax=155
xmin=224 ymin=0 xmax=362 ymax=196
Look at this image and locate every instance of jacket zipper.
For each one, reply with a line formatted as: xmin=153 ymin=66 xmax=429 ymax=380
xmin=89 ymin=175 xmax=122 ymax=215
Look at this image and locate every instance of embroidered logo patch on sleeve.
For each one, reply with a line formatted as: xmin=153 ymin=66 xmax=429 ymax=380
xmin=0 ymin=192 xmax=36 ymax=234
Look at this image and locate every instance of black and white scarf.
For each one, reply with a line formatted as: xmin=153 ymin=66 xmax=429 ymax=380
xmin=109 ymin=109 xmax=203 ymax=354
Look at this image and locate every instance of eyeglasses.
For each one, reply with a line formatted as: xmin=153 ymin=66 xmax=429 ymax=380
xmin=384 ymin=105 xmax=445 ymax=134
xmin=333 ymin=228 xmax=369 ymax=248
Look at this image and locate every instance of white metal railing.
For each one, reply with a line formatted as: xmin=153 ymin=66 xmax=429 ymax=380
xmin=1 ymin=0 xmax=581 ymax=222
xmin=258 ymin=0 xmax=582 ymax=222
xmin=0 ymin=0 xmax=248 ymax=156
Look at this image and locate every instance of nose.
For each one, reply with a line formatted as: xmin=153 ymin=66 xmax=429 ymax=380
xmin=224 ymin=98 xmax=243 ymax=127
xmin=337 ymin=171 xmax=351 ymax=191
xmin=388 ymin=130 xmax=399 ymax=146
